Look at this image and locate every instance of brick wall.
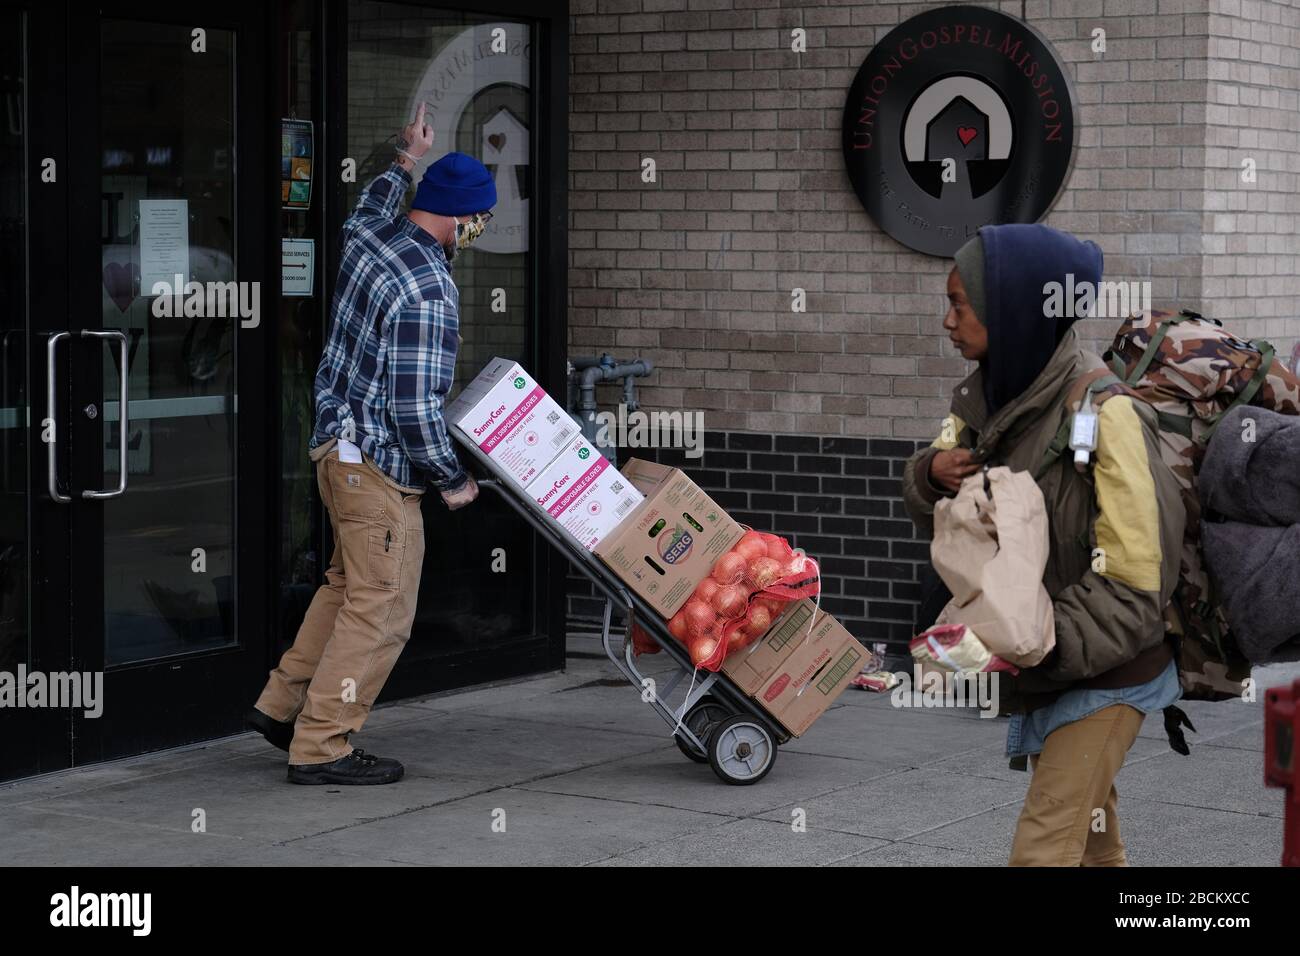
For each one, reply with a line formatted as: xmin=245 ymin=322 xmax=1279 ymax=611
xmin=1201 ymin=0 xmax=1300 ymax=339
xmin=565 ymin=0 xmax=1300 ymax=642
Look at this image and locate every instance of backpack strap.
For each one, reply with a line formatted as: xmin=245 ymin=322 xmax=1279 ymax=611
xmin=1036 ymin=421 xmax=1073 ymax=480
xmin=1127 ymin=317 xmax=1178 ymax=383
xmin=1034 ymin=370 xmax=1121 ymax=479
xmin=1107 ymin=353 xmax=1129 ymax=380
xmin=1156 ymin=409 xmax=1194 ymax=440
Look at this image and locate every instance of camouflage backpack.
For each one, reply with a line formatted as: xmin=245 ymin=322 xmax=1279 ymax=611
xmin=1102 ymin=309 xmax=1300 ymax=701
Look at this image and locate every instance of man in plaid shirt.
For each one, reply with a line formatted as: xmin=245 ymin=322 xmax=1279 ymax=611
xmin=249 ymin=107 xmax=496 ymax=785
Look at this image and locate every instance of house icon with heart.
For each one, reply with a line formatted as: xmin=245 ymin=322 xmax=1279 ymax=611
xmin=481 ymin=107 xmax=529 ymax=255
xmin=901 ymin=76 xmax=1015 ymax=204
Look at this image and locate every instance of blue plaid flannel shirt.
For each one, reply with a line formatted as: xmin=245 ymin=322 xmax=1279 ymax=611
xmin=310 ymin=163 xmax=467 ymax=492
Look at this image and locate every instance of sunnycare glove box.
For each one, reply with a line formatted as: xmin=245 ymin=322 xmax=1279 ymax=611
xmin=529 ymin=435 xmax=644 ymax=550
xmin=447 ymin=357 xmax=578 ymax=490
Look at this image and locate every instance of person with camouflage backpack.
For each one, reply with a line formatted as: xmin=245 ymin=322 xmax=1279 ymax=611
xmin=1101 ymin=310 xmax=1300 ymax=700
xmin=903 ymin=224 xmax=1186 ymax=866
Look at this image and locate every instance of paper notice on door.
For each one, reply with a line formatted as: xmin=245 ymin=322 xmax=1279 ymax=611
xmin=139 ymin=199 xmax=190 ymax=294
xmin=281 ymin=238 xmax=315 ymax=296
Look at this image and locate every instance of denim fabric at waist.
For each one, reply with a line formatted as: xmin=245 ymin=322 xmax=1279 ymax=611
xmin=1005 ymin=657 xmax=1181 ymax=758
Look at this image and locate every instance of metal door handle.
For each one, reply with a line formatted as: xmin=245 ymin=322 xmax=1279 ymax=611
xmin=82 ymin=329 xmax=128 ymax=500
xmin=46 ymin=331 xmax=70 ymax=503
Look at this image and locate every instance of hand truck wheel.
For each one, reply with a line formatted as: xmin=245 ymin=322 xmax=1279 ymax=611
xmin=708 ymin=714 xmax=777 ymax=785
xmin=674 ymin=696 xmax=732 ymax=764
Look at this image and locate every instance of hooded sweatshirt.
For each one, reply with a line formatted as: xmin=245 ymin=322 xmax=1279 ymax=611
xmin=903 ymin=224 xmax=1185 ymax=713
xmin=967 ymin=224 xmax=1104 ymax=414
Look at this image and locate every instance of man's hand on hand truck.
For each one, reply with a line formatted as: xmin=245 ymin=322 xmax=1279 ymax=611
xmin=440 ymin=474 xmax=479 ymax=511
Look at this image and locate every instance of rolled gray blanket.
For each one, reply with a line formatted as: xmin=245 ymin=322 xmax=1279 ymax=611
xmin=1201 ymin=518 xmax=1300 ymax=662
xmin=1200 ymin=405 xmax=1300 ymax=525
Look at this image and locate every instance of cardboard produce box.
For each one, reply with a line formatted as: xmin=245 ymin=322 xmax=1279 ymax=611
xmin=754 ymin=612 xmax=866 ymax=737
xmin=721 ymin=599 xmax=822 ymax=695
xmin=529 ymin=435 xmax=643 ymax=550
xmin=594 ymin=459 xmax=742 ymax=618
xmin=447 ymin=357 xmax=578 ymax=489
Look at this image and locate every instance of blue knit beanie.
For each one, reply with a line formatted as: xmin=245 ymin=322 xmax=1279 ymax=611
xmin=411 ymin=152 xmax=496 ymax=217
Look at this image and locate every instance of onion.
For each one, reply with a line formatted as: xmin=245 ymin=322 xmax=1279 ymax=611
xmin=744 ymin=605 xmax=772 ymax=637
xmin=710 ymin=551 xmax=748 ymax=586
xmin=689 ymin=633 xmax=720 ymax=667
xmin=756 ymin=595 xmax=785 ymax=617
xmin=668 ymin=612 xmax=689 ymax=642
xmin=692 ymin=577 xmax=720 ymax=604
xmin=710 ymin=584 xmax=749 ymax=620
xmin=734 ymin=532 xmax=768 ymax=564
xmin=726 ymin=625 xmax=751 ymax=653
xmin=683 ymin=600 xmax=716 ymax=636
xmin=765 ymin=538 xmax=790 ymax=561
xmin=746 ymin=556 xmax=785 ymax=590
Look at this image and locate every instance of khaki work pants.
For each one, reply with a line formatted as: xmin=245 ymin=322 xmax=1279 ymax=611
xmin=1009 ymin=703 xmax=1146 ymax=866
xmin=255 ymin=441 xmax=425 ymax=765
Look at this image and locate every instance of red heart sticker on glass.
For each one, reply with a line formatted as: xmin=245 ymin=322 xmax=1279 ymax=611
xmin=957 ymin=126 xmax=978 ymax=146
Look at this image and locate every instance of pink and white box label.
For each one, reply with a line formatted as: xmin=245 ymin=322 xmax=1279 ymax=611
xmin=530 ymin=437 xmax=644 ymax=550
xmin=447 ymin=358 xmax=577 ymax=489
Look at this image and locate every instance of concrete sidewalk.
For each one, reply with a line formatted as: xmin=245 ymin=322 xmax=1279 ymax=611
xmin=2 ymin=641 xmax=1294 ymax=866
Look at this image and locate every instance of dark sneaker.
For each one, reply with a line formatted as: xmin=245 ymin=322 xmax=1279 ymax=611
xmin=287 ymin=749 xmax=404 ymax=786
xmin=245 ymin=708 xmax=294 ymax=752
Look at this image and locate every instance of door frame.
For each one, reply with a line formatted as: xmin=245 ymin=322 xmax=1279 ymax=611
xmin=10 ymin=1 xmax=75 ymax=780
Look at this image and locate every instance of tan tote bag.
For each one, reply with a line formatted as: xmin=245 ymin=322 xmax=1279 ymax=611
xmin=930 ymin=466 xmax=1056 ymax=667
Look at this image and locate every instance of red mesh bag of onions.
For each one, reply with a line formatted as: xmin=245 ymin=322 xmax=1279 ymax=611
xmin=662 ymin=529 xmax=820 ymax=671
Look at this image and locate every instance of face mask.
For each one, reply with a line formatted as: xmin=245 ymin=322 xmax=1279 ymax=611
xmin=445 ymin=213 xmax=489 ymax=261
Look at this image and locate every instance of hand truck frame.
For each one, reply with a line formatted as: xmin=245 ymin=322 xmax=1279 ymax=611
xmin=454 ymin=435 xmax=791 ymax=785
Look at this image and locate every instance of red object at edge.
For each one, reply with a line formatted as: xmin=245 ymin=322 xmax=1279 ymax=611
xmin=1264 ymin=678 xmax=1299 ymax=867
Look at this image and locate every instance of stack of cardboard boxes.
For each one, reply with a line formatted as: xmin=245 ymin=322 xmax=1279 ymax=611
xmin=593 ymin=464 xmax=866 ymax=738
xmin=449 ymin=358 xmax=865 ymax=738
xmin=447 ymin=358 xmax=644 ymax=551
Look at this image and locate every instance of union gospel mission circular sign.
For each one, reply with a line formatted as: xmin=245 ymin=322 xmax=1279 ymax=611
xmin=842 ymin=6 xmax=1077 ymax=256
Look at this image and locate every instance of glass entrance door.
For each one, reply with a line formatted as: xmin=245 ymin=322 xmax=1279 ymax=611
xmin=0 ymin=1 xmax=272 ymax=781
xmin=97 ymin=18 xmax=241 ymax=668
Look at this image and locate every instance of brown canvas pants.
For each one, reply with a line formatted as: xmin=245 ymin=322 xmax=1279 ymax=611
xmin=255 ymin=439 xmax=425 ymax=765
xmin=1009 ymin=703 xmax=1145 ymax=867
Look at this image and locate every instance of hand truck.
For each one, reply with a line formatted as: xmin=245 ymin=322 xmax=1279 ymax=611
xmin=454 ymin=436 xmax=790 ymax=785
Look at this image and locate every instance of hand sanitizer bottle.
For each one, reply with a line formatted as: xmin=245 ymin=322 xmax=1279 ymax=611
xmin=1070 ymin=389 xmax=1100 ymax=471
